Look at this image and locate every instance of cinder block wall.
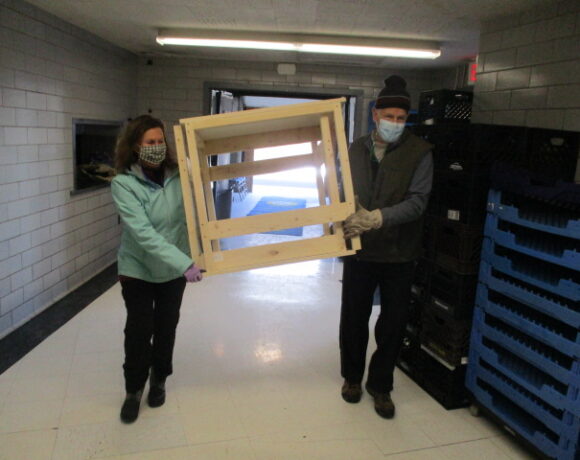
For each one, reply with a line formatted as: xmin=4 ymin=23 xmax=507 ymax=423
xmin=136 ymin=58 xmax=449 ymax=136
xmin=0 ymin=0 xmax=457 ymax=339
xmin=473 ymin=0 xmax=580 ymax=132
xmin=0 ymin=0 xmax=137 ymax=338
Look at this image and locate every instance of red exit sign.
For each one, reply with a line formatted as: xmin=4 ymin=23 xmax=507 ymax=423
xmin=468 ymin=61 xmax=477 ymax=84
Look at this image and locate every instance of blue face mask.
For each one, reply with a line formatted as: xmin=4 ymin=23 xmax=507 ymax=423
xmin=377 ymin=119 xmax=405 ymax=143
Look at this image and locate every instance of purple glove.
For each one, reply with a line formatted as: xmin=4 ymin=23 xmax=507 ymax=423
xmin=184 ymin=264 xmax=203 ymax=282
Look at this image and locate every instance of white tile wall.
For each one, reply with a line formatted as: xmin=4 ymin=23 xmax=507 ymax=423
xmin=137 ymin=58 xmax=445 ymax=138
xmin=474 ymin=0 xmax=580 ymax=133
xmin=1 ymin=0 xmax=457 ymax=339
xmin=0 ymin=0 xmax=136 ymax=338
xmin=473 ymin=0 xmax=580 ymax=180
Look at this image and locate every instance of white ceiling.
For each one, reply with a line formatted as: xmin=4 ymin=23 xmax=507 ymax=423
xmin=25 ymin=0 xmax=556 ymax=69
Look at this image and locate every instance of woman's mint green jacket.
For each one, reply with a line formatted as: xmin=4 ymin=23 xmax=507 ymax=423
xmin=111 ymin=164 xmax=192 ymax=283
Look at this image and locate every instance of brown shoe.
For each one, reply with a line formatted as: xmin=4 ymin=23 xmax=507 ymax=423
xmin=341 ymin=380 xmax=362 ymax=403
xmin=365 ymin=383 xmax=395 ymax=419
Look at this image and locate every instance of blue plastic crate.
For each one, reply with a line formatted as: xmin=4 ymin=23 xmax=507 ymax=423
xmin=476 ymin=283 xmax=580 ymax=358
xmin=467 ymin=356 xmax=580 ymax=439
xmin=482 ymin=239 xmax=580 ymax=302
xmin=467 ymin=371 xmax=579 ymax=460
xmin=479 ymin=261 xmax=580 ymax=328
xmin=472 ymin=307 xmax=579 ymax=386
xmin=487 ymin=189 xmax=580 ymax=240
xmin=484 ymin=213 xmax=580 ymax=271
xmin=468 ymin=332 xmax=580 ymax=417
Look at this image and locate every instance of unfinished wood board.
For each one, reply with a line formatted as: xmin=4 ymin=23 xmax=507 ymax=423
xmin=175 ymin=98 xmax=360 ymax=276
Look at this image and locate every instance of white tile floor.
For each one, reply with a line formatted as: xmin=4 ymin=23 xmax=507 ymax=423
xmin=0 ymin=257 xmax=537 ymax=460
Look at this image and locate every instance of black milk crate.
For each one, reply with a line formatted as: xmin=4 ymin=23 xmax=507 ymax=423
xmin=428 ymin=169 xmax=489 ymax=225
xmin=418 ymin=90 xmax=473 ymax=124
xmin=419 ymin=303 xmax=472 ymax=367
xmin=429 ymin=262 xmax=478 ymax=319
xmin=527 ymin=127 xmax=580 ymax=182
xmin=469 ymin=124 xmax=529 ymax=170
xmin=487 ymin=189 xmax=580 ymax=240
xmin=409 ymin=290 xmax=426 ymax=327
xmin=429 ymin=216 xmax=484 ymax=274
xmin=412 ymin=124 xmax=472 ymax=171
xmin=397 ymin=322 xmax=421 ymax=378
xmin=414 ymin=347 xmax=470 ymax=409
xmin=412 ymin=124 xmax=529 ymax=173
xmin=491 ymin=162 xmax=580 ymax=210
xmin=422 ymin=217 xmax=435 ymax=261
xmin=414 ymin=257 xmax=431 ymax=285
xmin=468 ymin=329 xmax=580 ymax=418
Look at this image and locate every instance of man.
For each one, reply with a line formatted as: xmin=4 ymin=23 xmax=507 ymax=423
xmin=340 ymin=75 xmax=433 ymax=419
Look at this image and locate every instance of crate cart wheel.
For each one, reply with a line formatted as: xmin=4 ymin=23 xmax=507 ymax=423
xmin=469 ymin=403 xmax=481 ymax=417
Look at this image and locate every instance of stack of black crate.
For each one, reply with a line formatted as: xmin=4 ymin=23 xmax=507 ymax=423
xmin=397 ymin=89 xmax=481 ymax=409
xmin=398 ymin=89 xmax=580 ymax=411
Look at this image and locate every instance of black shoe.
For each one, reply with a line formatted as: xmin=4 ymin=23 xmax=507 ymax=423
xmin=341 ymin=380 xmax=362 ymax=403
xmin=147 ymin=370 xmax=166 ymax=408
xmin=365 ymin=383 xmax=395 ymax=419
xmin=120 ymin=390 xmax=143 ymax=424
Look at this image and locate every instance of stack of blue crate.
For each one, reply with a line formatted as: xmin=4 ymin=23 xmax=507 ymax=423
xmin=466 ymin=187 xmax=580 ymax=460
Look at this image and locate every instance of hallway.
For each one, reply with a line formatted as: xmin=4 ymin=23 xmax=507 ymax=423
xmin=0 ymin=259 xmax=532 ymax=459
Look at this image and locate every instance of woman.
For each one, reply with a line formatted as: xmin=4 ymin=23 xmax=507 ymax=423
xmin=111 ymin=114 xmax=203 ymax=424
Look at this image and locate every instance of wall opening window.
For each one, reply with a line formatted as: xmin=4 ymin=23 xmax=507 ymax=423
xmin=72 ymin=118 xmax=121 ymax=193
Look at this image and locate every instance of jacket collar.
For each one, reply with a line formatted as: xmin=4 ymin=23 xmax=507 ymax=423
xmin=127 ymin=163 xmax=178 ymax=186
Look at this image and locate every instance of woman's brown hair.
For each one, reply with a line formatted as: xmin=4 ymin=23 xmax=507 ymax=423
xmin=114 ymin=114 xmax=178 ymax=173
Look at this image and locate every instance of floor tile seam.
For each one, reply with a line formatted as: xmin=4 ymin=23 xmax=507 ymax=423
xmin=174 ymin=400 xmax=247 ymax=427
xmin=47 ymin=424 xmax=60 ymax=460
xmin=116 ymin=437 xmax=191 ymax=458
xmin=2 ymin=395 xmax=67 ymax=408
xmin=173 ymin=386 xmax=241 ymax=411
xmin=429 ymin=434 xmax=494 ymax=448
xmin=0 ymin=422 xmax=61 ymax=436
xmin=382 ymin=444 xmax=445 ymax=457
xmin=369 ymin=416 xmax=440 ymax=450
xmin=0 ymin=426 xmax=60 ymax=437
xmin=182 ymin=432 xmax=251 ymax=448
xmin=183 ymin=434 xmax=252 ymax=448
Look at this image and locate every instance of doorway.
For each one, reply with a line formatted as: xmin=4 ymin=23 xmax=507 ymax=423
xmin=204 ymin=83 xmax=363 ymax=250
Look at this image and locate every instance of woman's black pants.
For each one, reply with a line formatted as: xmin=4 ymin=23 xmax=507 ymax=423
xmin=339 ymin=257 xmax=415 ymax=394
xmin=120 ymin=277 xmax=186 ymax=393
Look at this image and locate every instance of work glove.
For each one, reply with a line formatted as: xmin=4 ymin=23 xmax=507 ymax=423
xmin=184 ymin=264 xmax=203 ymax=282
xmin=343 ymin=199 xmax=382 ymax=239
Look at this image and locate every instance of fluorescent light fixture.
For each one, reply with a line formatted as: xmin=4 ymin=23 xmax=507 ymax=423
xmin=156 ymin=29 xmax=441 ymax=59
xmin=298 ymin=43 xmax=438 ymax=58
xmin=157 ymin=37 xmax=296 ymax=51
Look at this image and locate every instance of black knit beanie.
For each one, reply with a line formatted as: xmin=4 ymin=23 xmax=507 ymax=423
xmin=375 ymin=75 xmax=411 ymax=111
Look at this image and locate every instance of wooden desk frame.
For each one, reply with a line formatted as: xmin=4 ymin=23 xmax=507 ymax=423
xmin=174 ymin=98 xmax=360 ymax=275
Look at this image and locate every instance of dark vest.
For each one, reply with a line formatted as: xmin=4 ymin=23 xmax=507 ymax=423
xmin=348 ymin=130 xmax=431 ymax=263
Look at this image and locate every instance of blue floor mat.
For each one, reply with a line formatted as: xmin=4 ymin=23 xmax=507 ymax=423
xmin=247 ymin=196 xmax=306 ymax=236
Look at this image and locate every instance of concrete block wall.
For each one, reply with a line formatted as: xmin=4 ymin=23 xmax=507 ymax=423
xmin=0 ymin=0 xmax=457 ymax=339
xmin=0 ymin=0 xmax=137 ymax=338
xmin=473 ymin=0 xmax=580 ymax=132
xmin=136 ymin=57 xmax=447 ymax=136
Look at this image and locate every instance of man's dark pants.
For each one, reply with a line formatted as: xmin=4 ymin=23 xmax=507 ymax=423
xmin=120 ymin=277 xmax=186 ymax=393
xmin=340 ymin=256 xmax=414 ymax=394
